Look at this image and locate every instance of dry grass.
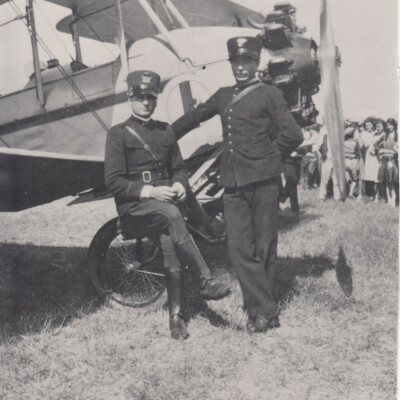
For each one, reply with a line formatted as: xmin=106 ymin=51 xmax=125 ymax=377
xmin=0 ymin=189 xmax=397 ymax=400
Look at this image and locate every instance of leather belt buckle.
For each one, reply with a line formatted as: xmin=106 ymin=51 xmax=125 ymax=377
xmin=142 ymin=171 xmax=152 ymax=183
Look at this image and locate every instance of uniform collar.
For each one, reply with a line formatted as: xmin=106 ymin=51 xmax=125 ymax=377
xmin=235 ymin=78 xmax=260 ymax=90
xmin=130 ymin=113 xmax=153 ymax=127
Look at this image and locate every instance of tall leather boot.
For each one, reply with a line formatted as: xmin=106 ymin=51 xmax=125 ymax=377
xmin=165 ymin=270 xmax=189 ymax=340
xmin=290 ymin=190 xmax=300 ymax=213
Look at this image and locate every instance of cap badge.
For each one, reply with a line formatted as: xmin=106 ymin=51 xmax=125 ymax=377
xmin=141 ymin=73 xmax=152 ymax=84
xmin=237 ymin=38 xmax=247 ymax=48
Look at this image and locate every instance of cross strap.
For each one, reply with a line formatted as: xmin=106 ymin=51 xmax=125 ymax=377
xmin=125 ymin=125 xmax=159 ymax=162
xmin=221 ymin=81 xmax=265 ymax=119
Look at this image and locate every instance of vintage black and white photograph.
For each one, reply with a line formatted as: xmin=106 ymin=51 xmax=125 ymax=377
xmin=0 ymin=0 xmax=398 ymax=398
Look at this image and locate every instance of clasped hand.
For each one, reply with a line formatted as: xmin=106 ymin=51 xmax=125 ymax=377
xmin=150 ymin=183 xmax=186 ymax=203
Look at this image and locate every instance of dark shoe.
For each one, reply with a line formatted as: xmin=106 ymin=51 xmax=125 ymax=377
xmin=246 ymin=315 xmax=256 ymax=332
xmin=200 ymin=278 xmax=231 ymax=300
xmin=190 ymin=218 xmax=226 ymax=243
xmin=246 ymin=314 xmax=280 ymax=334
xmin=170 ymin=314 xmax=189 ymax=340
xmin=205 ymin=218 xmax=226 ymax=242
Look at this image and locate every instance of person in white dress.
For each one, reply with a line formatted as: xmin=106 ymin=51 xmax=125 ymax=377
xmin=359 ymin=118 xmax=384 ymax=201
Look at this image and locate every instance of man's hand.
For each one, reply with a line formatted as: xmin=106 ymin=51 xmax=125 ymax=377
xmin=172 ymin=182 xmax=186 ymax=203
xmin=149 ymin=186 xmax=177 ymax=202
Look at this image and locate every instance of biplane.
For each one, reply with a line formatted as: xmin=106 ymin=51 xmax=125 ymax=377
xmin=0 ymin=0 xmax=345 ymax=213
xmin=0 ymin=0 xmax=346 ymax=306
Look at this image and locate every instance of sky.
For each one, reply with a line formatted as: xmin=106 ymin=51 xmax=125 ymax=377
xmin=0 ymin=0 xmax=398 ymax=122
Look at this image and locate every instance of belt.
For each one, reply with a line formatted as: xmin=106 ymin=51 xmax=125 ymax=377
xmin=128 ymin=169 xmax=169 ymax=184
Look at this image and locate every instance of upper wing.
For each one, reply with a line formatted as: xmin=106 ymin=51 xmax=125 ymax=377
xmin=49 ymin=0 xmax=264 ymax=44
xmin=0 ymin=148 xmax=104 ymax=211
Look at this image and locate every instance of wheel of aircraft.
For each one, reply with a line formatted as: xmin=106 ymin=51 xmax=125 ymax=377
xmin=88 ymin=217 xmax=166 ymax=307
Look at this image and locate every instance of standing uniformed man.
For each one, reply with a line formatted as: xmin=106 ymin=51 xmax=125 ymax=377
xmin=104 ymin=70 xmax=231 ymax=340
xmin=172 ymin=37 xmax=303 ymax=333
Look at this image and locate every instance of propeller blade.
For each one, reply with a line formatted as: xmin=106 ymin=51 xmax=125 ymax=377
xmin=319 ymin=0 xmax=346 ymax=201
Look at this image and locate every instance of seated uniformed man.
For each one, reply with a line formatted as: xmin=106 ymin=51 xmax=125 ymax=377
xmin=104 ymin=70 xmax=231 ymax=340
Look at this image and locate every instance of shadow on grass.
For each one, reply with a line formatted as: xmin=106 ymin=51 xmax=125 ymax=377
xmin=0 ymin=210 xmax=353 ymax=340
xmin=275 ymin=246 xmax=353 ymax=307
xmin=0 ymin=243 xmax=100 ymax=341
xmin=195 ymin=214 xmax=353 ymax=324
xmin=278 ymin=209 xmax=322 ymax=233
xmin=182 ymin=267 xmax=234 ymax=329
xmin=275 ymin=255 xmax=335 ymax=302
xmin=181 ymin=248 xmax=353 ymax=330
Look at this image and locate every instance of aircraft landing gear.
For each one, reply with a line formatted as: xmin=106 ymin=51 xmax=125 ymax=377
xmin=88 ymin=218 xmax=166 ymax=308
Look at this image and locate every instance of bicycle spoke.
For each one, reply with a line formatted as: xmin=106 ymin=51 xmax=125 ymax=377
xmin=93 ymin=230 xmax=166 ymax=307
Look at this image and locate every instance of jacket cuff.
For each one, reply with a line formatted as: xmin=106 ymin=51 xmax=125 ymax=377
xmin=127 ymin=181 xmax=146 ymax=200
xmin=171 ymin=176 xmax=189 ymax=191
xmin=139 ymin=185 xmax=153 ymax=199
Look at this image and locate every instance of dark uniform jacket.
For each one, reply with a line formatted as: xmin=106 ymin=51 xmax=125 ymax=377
xmin=172 ymin=81 xmax=303 ymax=188
xmin=105 ymin=116 xmax=188 ymax=216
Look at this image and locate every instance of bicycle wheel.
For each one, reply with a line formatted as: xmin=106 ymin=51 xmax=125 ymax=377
xmin=88 ymin=218 xmax=166 ymax=307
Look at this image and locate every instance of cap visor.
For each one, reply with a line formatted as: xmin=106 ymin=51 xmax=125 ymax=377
xmin=132 ymin=89 xmax=158 ymax=98
xmin=229 ymin=51 xmax=260 ymax=61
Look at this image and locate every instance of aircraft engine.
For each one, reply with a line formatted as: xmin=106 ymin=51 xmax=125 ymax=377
xmin=249 ymin=2 xmax=322 ymax=127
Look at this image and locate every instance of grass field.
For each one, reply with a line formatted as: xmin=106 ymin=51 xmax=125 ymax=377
xmin=0 ymin=188 xmax=397 ymax=400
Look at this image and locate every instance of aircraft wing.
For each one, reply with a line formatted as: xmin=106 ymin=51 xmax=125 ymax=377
xmin=49 ymin=0 xmax=264 ymax=44
xmin=0 ymin=148 xmax=104 ymax=211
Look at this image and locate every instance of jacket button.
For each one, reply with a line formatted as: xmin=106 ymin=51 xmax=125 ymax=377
xmin=230 ymin=149 xmax=233 ymax=152
xmin=228 ymin=133 xmax=232 ymax=136
xmin=228 ymin=141 xmax=232 ymax=144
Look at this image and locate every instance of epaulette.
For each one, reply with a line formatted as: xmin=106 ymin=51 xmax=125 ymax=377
xmin=108 ymin=117 xmax=132 ymax=133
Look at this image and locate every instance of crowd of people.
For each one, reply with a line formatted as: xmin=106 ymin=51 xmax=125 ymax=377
xmin=281 ymin=117 xmax=399 ymax=210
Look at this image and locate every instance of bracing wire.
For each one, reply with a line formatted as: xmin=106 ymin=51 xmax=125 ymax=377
xmin=79 ymin=14 xmax=119 ymax=59
xmin=34 ymin=0 xmax=74 ymax=62
xmin=0 ymin=13 xmax=25 ymax=29
xmin=9 ymin=0 xmax=109 ymax=133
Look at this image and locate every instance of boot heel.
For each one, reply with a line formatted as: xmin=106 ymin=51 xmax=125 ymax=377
xmin=170 ymin=314 xmax=189 ymax=340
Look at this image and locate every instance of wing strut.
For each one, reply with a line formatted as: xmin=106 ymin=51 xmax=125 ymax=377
xmin=115 ymin=0 xmax=129 ymax=82
xmin=71 ymin=6 xmax=83 ymax=63
xmin=27 ymin=0 xmax=45 ymax=108
xmin=138 ymin=0 xmax=194 ymax=70
xmin=164 ymin=0 xmax=190 ymax=29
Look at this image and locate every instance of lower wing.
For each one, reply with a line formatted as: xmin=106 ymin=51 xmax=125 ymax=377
xmin=0 ymin=148 xmax=104 ymax=211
